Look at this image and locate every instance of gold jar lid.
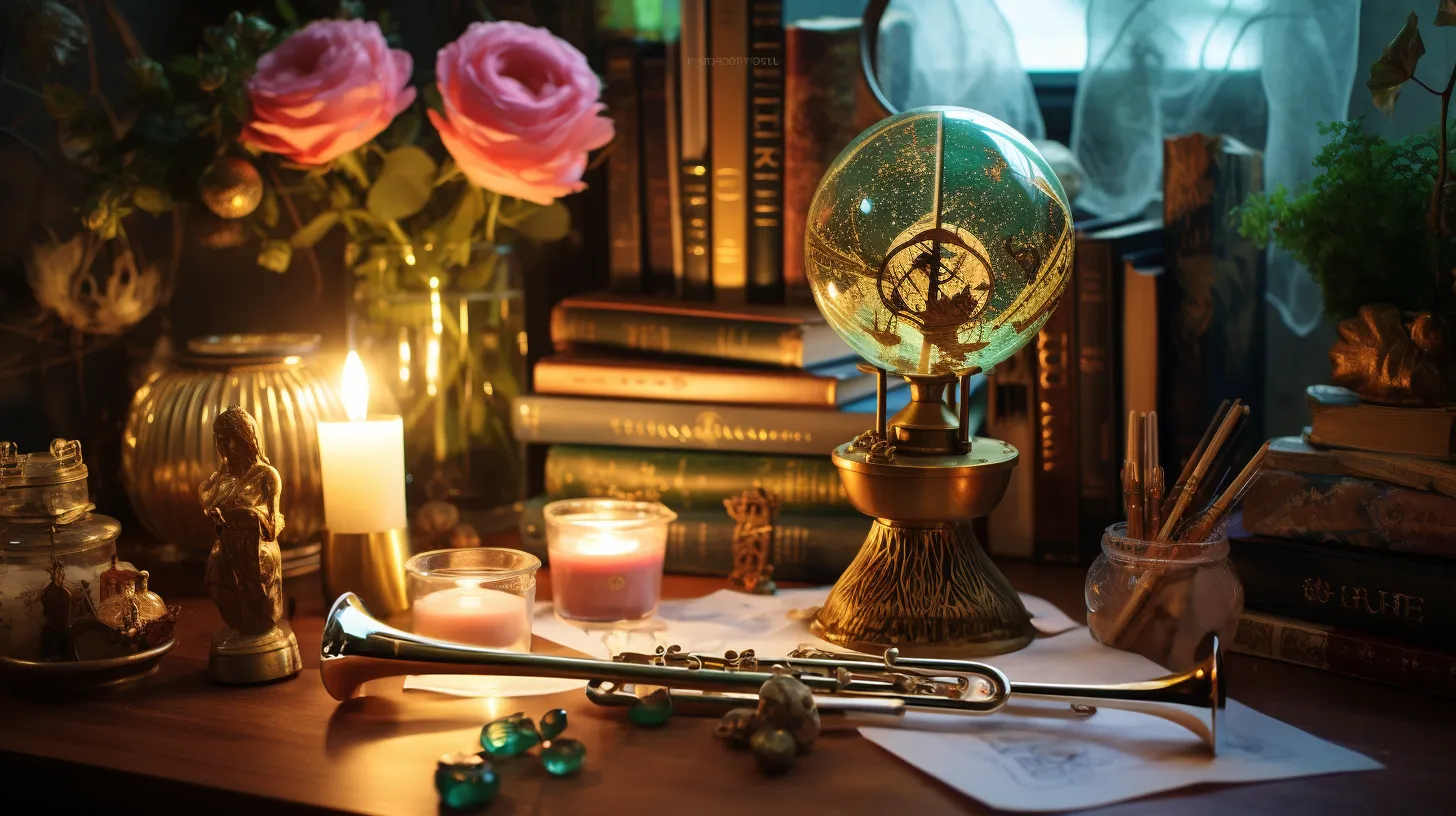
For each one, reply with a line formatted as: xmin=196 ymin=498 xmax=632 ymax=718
xmin=0 ymin=438 xmax=88 ymax=488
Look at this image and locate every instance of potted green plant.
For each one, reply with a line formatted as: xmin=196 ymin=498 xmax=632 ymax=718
xmin=1238 ymin=10 xmax=1456 ymax=405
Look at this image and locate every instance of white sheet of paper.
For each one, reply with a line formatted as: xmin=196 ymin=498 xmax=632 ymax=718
xmin=859 ymin=630 xmax=1381 ymax=811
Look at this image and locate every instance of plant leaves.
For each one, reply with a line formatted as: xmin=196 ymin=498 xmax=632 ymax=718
xmin=41 ymin=83 xmax=87 ymax=120
xmin=513 ymin=201 xmax=571 ymax=242
xmin=290 ymin=210 xmax=340 ymax=248
xmin=1438 ymin=1 xmax=1456 ymax=27
xmin=275 ymin=0 xmax=299 ymax=27
xmin=366 ymin=145 xmax=437 ymax=222
xmin=1368 ymin=12 xmax=1426 ymax=116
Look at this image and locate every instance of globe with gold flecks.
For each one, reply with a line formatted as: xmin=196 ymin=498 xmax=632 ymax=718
xmin=804 ymin=106 xmax=1074 ymax=378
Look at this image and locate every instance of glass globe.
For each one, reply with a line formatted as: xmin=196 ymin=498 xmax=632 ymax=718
xmin=805 ymin=106 xmax=1073 ymax=378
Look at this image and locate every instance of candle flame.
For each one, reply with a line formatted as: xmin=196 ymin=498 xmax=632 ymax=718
xmin=342 ymin=350 xmax=369 ymax=421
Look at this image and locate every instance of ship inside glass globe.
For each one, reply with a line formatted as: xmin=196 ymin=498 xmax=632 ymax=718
xmin=805 ymin=106 xmax=1074 ymax=378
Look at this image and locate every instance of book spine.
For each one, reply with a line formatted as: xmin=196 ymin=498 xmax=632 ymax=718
xmin=532 ymin=358 xmax=842 ymax=407
xmin=521 ymin=500 xmax=869 ymax=582
xmin=548 ymin=303 xmax=806 ymax=367
xmin=1033 ymin=295 xmax=1080 ymax=562
xmin=709 ymin=0 xmax=749 ymax=304
xmin=544 ymin=444 xmax=851 ymax=513
xmin=1240 ymin=469 xmax=1456 ymax=558
xmin=511 ymin=395 xmax=873 ymax=456
xmin=1229 ymin=537 xmax=1456 ymax=649
xmin=639 ymin=48 xmax=675 ymax=294
xmin=985 ymin=347 xmax=1037 ymax=558
xmin=1230 ymin=611 xmax=1456 ymax=698
xmin=1076 ymin=238 xmax=1118 ymax=560
xmin=1160 ymin=134 xmax=1266 ymax=469
xmin=782 ymin=21 xmax=882 ymax=303
xmin=665 ymin=39 xmax=684 ymax=296
xmin=678 ymin=0 xmax=712 ymax=300
xmin=605 ymin=39 xmax=643 ymax=293
xmin=746 ymin=0 xmax=784 ymax=304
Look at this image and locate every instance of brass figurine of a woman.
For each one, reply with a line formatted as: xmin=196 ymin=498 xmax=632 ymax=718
xmin=200 ymin=406 xmax=301 ymax=683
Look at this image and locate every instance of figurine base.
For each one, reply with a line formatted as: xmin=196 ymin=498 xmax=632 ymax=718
xmin=322 ymin=527 xmax=411 ymax=617
xmin=209 ymin=624 xmax=303 ymax=685
xmin=811 ymin=520 xmax=1034 ymax=657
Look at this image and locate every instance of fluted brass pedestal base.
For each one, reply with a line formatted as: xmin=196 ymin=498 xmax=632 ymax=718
xmin=811 ymin=520 xmax=1034 ymax=657
xmin=209 ymin=624 xmax=303 ymax=684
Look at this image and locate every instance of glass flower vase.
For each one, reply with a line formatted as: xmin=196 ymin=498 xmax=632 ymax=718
xmin=351 ymin=243 xmax=527 ymax=525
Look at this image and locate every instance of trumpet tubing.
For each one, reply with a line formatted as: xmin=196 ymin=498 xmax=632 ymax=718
xmin=320 ymin=593 xmax=1226 ymax=754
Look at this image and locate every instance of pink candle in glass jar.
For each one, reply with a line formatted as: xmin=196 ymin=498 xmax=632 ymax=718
xmin=412 ymin=585 xmax=532 ymax=650
xmin=545 ymin=500 xmax=675 ymax=623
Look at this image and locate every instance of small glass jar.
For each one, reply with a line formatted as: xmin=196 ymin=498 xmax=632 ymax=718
xmin=405 ymin=548 xmax=540 ymax=651
xmin=544 ymin=499 xmax=675 ymax=624
xmin=0 ymin=440 xmax=123 ymax=658
xmin=1085 ymin=522 xmax=1242 ymax=671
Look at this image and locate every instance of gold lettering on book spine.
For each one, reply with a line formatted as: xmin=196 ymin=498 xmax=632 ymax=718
xmin=608 ymin=412 xmax=811 ymax=447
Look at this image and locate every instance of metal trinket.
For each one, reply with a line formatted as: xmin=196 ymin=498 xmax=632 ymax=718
xmin=724 ymin=487 xmax=780 ymax=595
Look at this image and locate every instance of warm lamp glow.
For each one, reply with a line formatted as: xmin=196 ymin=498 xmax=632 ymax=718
xmin=342 ymin=350 xmax=369 ymax=421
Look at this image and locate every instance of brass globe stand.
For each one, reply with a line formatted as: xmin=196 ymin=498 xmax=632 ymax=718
xmin=811 ymin=368 xmax=1034 ymax=656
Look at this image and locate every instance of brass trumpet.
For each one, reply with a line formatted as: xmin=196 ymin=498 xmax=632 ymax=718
xmin=320 ymin=593 xmax=1226 ymax=754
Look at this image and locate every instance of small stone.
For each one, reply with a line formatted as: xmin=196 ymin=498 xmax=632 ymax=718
xmin=434 ymin=752 xmax=498 ymax=811
xmin=750 ymin=727 xmax=797 ymax=775
xmin=757 ymin=674 xmax=820 ymax=752
xmin=714 ymin=708 xmax=758 ymax=748
xmin=540 ymin=738 xmax=587 ymax=776
xmin=627 ymin=688 xmax=673 ymax=727
xmin=479 ymin=712 xmax=540 ymax=758
xmin=540 ymin=708 xmax=568 ymax=741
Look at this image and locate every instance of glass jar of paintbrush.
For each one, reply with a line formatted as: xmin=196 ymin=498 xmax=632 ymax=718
xmin=1086 ymin=403 xmax=1265 ymax=670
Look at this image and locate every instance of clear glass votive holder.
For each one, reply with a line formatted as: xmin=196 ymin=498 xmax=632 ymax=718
xmin=543 ymin=499 xmax=676 ymax=624
xmin=405 ymin=548 xmax=540 ymax=651
xmin=1085 ymin=522 xmax=1243 ymax=671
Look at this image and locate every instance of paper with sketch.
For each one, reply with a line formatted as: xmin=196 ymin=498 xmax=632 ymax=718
xmin=859 ymin=631 xmax=1381 ymax=811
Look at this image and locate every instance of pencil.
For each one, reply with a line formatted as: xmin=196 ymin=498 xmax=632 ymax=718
xmin=1163 ymin=399 xmax=1231 ymax=517
xmin=1182 ymin=441 xmax=1269 ymax=543
xmin=1157 ymin=404 xmax=1245 ymax=543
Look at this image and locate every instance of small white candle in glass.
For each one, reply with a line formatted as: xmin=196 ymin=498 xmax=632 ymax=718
xmin=544 ymin=500 xmax=676 ymax=623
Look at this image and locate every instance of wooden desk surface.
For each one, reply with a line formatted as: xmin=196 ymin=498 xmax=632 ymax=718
xmin=1 ymin=559 xmax=1451 ymax=815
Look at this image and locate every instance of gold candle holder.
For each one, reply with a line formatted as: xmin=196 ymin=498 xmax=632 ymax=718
xmin=321 ymin=528 xmax=412 ymax=618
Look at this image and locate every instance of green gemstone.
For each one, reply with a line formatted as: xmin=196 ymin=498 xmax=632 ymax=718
xmin=434 ymin=753 xmax=499 ymax=811
xmin=628 ymin=688 xmax=673 ymax=727
xmin=479 ymin=712 xmax=541 ymax=758
xmin=540 ymin=738 xmax=587 ymax=776
xmin=540 ymin=708 xmax=568 ymax=741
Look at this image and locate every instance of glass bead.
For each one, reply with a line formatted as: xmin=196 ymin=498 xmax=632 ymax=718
xmin=540 ymin=738 xmax=587 ymax=777
xmin=434 ymin=752 xmax=499 ymax=811
xmin=627 ymin=688 xmax=673 ymax=727
xmin=540 ymin=708 xmax=568 ymax=741
xmin=479 ymin=712 xmax=540 ymax=758
xmin=805 ymin=106 xmax=1073 ymax=378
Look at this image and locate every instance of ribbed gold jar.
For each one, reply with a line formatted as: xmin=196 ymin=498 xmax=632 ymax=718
xmin=121 ymin=334 xmax=345 ymax=556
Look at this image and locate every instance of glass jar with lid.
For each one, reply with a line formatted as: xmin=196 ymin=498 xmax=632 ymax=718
xmin=0 ymin=439 xmax=123 ymax=658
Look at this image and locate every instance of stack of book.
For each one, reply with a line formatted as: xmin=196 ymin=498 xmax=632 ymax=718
xmin=1227 ymin=388 xmax=1456 ymax=697
xmin=511 ymin=293 xmax=984 ymax=582
xmin=598 ymin=1 xmax=883 ymax=304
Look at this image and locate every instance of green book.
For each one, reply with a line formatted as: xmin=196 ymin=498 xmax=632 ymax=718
xmin=519 ymin=496 xmax=868 ymax=583
xmin=545 ymin=445 xmax=851 ymax=513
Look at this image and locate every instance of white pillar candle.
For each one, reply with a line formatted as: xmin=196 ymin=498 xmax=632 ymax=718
xmin=318 ymin=351 xmax=408 ymax=534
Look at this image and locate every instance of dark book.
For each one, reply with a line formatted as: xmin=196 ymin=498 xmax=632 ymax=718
xmin=1262 ymin=435 xmax=1456 ymax=497
xmin=1032 ymin=265 xmax=1079 ymax=563
xmin=549 ymin=292 xmax=854 ymax=368
xmin=746 ymin=0 xmax=785 ymax=304
xmin=519 ymin=496 xmax=870 ymax=583
xmin=1239 ymin=469 xmax=1456 ymax=558
xmin=1231 ymin=610 xmax=1456 ymax=698
xmin=709 ymin=0 xmax=749 ymax=304
xmin=678 ymin=0 xmax=712 ymax=300
xmin=1121 ymin=247 xmax=1162 ymax=417
xmin=639 ymin=47 xmax=675 ymax=294
xmin=1160 ymin=134 xmax=1266 ymax=470
xmin=1229 ymin=536 xmax=1456 ymax=649
xmin=604 ymin=39 xmax=643 ymax=293
xmin=511 ymin=386 xmax=918 ymax=456
xmin=984 ymin=346 xmax=1037 ymax=558
xmin=544 ymin=445 xmax=852 ymax=513
xmin=533 ymin=355 xmax=894 ymax=408
xmin=664 ymin=38 xmax=684 ymax=296
xmin=782 ymin=18 xmax=883 ymax=303
xmin=1306 ymin=384 xmax=1456 ymax=461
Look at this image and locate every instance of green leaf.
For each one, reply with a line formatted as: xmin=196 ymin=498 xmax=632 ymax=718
xmin=275 ymin=0 xmax=299 ymax=27
xmin=290 ymin=210 xmax=341 ymax=248
xmin=333 ymin=150 xmax=371 ymax=189
xmin=132 ymin=186 xmax=171 ymax=216
xmin=170 ymin=54 xmax=201 ymax=78
xmin=1438 ymin=1 xmax=1456 ymax=27
xmin=260 ymin=187 xmax=280 ymax=228
xmin=439 ymin=186 xmax=485 ymax=246
xmin=366 ymin=145 xmax=437 ymax=222
xmin=41 ymin=84 xmax=87 ymax=120
xmin=384 ymin=110 xmax=421 ymax=149
xmin=258 ymin=239 xmax=293 ymax=273
xmin=513 ymin=201 xmax=571 ymax=242
xmin=1368 ymin=13 xmax=1427 ymax=116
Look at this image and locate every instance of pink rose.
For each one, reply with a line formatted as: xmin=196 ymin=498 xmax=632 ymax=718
xmin=241 ymin=20 xmax=415 ymax=166
xmin=430 ymin=21 xmax=614 ymax=205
